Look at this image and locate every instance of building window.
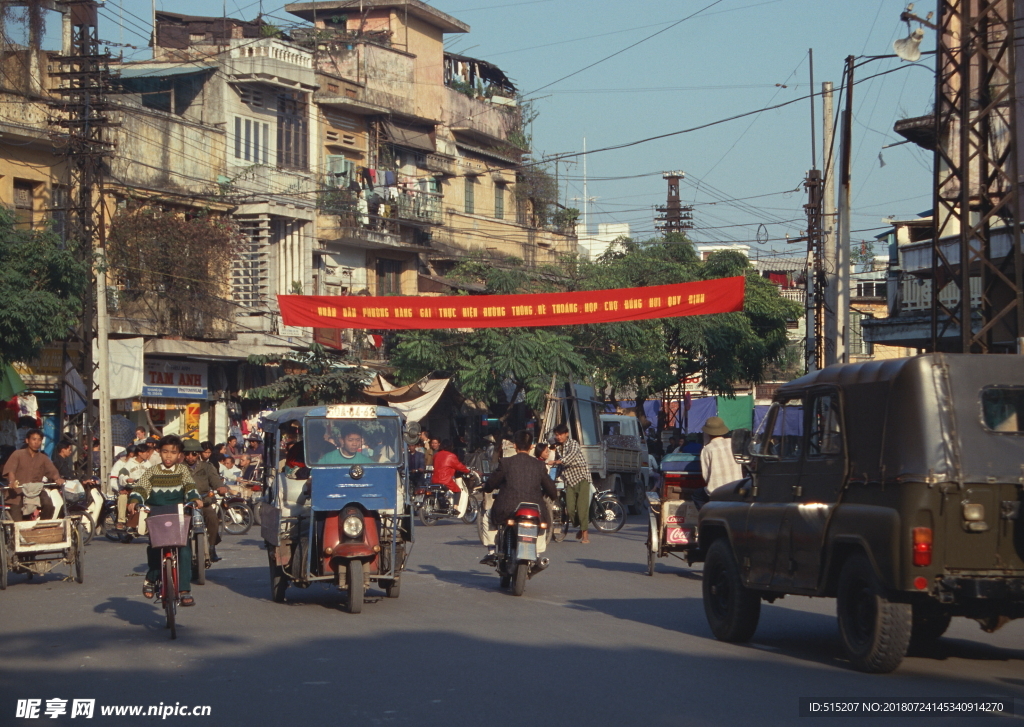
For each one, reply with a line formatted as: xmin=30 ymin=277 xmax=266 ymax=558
xmin=277 ymin=92 xmax=309 ymax=170
xmin=239 ymin=87 xmax=264 ymax=107
xmin=234 ymin=117 xmax=269 ymax=164
xmin=848 ymin=315 xmax=873 ymax=357
xmin=376 ymin=258 xmax=402 ymax=296
xmin=13 ymin=180 xmax=35 ymax=229
xmin=464 ymin=178 xmax=475 ymax=215
xmin=494 ymin=183 xmax=504 ymax=219
xmin=50 ymin=185 xmax=69 ymax=241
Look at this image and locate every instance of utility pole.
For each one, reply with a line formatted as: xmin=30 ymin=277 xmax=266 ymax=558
xmin=655 ymin=171 xmax=693 ymax=235
xmin=821 ymin=81 xmax=839 ymax=365
xmin=52 ymin=0 xmax=117 ymax=479
xmin=803 ymin=169 xmax=823 ymax=371
xmin=836 ymin=55 xmax=854 ymax=364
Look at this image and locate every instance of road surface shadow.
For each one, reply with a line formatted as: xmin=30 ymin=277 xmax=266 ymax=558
xmin=414 ymin=563 xmax=498 ymax=593
xmin=1 ymin=626 xmax=1020 ymax=727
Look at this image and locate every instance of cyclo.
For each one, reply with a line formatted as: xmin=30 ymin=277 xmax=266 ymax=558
xmin=258 ymin=405 xmax=413 ymax=613
xmin=0 ymin=481 xmax=84 ymax=589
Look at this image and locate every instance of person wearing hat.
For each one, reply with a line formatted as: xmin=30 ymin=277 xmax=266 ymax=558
xmin=183 ymin=437 xmax=226 ymax=562
xmin=693 ymin=416 xmax=744 ymax=510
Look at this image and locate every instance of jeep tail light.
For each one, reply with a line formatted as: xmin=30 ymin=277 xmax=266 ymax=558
xmin=912 ymin=527 xmax=932 ymax=567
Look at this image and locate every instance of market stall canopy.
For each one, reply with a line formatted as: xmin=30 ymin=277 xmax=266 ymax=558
xmin=363 ymin=375 xmax=454 ymax=424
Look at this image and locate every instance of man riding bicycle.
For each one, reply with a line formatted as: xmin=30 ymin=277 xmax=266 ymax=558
xmin=127 ymin=435 xmax=202 ymax=606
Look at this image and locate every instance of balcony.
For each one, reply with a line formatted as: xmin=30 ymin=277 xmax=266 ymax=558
xmin=222 ymin=38 xmax=316 ymax=92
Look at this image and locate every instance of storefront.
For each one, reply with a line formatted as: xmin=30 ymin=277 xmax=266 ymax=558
xmin=131 ymin=359 xmax=211 ymax=441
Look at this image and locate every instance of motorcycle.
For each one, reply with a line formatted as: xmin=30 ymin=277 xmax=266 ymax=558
xmin=64 ymin=479 xmax=107 ymax=545
xmin=415 ymin=473 xmax=480 ymax=526
xmin=489 ymin=501 xmax=550 ymax=596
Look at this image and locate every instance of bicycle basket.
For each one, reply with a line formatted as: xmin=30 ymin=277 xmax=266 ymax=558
xmin=147 ymin=512 xmax=189 ymax=548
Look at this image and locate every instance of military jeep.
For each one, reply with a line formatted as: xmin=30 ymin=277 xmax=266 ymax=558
xmin=694 ymin=354 xmax=1024 ymax=673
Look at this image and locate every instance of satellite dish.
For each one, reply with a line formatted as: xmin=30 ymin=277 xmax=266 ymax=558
xmin=894 ymin=27 xmax=925 ymax=62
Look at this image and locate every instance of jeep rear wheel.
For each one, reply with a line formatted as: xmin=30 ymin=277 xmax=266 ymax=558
xmin=702 ymin=539 xmax=761 ymax=642
xmin=836 ymin=553 xmax=911 ymax=673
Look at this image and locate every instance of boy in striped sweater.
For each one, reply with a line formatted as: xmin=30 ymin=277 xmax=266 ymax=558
xmin=127 ymin=435 xmax=203 ymax=606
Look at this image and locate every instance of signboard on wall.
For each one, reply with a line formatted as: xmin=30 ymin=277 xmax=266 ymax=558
xmin=143 ymin=360 xmax=208 ymax=399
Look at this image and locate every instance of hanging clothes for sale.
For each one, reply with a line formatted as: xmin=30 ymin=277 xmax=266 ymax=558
xmin=361 ymin=167 xmax=374 ymax=190
xmin=368 ymin=168 xmax=378 ymax=185
xmin=384 ymin=170 xmax=396 ymax=186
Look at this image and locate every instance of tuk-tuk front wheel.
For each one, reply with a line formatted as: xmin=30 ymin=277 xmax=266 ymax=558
xmin=345 ymin=559 xmax=364 ymax=614
xmin=384 ymin=578 xmax=400 ymax=598
xmin=702 ymin=539 xmax=760 ymax=642
xmin=836 ymin=553 xmax=911 ymax=673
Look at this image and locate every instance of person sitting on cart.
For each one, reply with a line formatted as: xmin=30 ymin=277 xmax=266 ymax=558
xmin=2 ymin=428 xmax=64 ymax=521
xmin=318 ymin=424 xmax=374 ymax=465
xmin=126 ymin=435 xmax=202 ymax=606
xmin=182 ymin=438 xmax=225 ymax=563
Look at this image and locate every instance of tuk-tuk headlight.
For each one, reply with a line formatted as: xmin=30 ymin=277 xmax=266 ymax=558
xmin=343 ymin=515 xmax=364 ymax=538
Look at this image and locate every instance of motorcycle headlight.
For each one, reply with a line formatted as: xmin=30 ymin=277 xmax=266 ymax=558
xmin=343 ymin=515 xmax=364 ymax=538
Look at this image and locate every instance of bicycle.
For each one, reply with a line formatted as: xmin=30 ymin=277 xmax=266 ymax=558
xmin=144 ymin=504 xmax=196 ymax=640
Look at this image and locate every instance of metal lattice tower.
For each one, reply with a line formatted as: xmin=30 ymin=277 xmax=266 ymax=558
xmin=930 ymin=0 xmax=1024 ymax=352
xmin=655 ymin=171 xmax=693 ymax=235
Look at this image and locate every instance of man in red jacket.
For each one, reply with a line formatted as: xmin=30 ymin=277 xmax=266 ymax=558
xmin=430 ymin=439 xmax=476 ymax=518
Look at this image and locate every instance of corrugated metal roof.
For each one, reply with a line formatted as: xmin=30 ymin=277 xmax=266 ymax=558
xmin=118 ymin=65 xmax=214 ymax=79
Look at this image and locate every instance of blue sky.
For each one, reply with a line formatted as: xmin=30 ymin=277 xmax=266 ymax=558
xmin=93 ymin=0 xmax=935 ymax=258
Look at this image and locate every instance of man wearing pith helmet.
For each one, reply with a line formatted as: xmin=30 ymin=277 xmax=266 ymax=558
xmin=693 ymin=416 xmax=744 ymax=510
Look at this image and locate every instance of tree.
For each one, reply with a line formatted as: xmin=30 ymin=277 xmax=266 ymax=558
xmin=569 ymin=234 xmax=803 ymax=404
xmin=0 ymin=209 xmax=88 ymax=366
xmin=106 ymin=205 xmax=242 ymax=339
xmin=388 ymin=254 xmax=587 ymax=420
xmin=244 ymin=343 xmax=368 ymax=406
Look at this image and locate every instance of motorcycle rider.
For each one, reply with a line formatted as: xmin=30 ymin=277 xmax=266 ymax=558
xmin=183 ymin=438 xmax=226 ymax=562
xmin=480 ymin=430 xmax=558 ymax=566
xmin=431 ymin=439 xmax=476 ymax=519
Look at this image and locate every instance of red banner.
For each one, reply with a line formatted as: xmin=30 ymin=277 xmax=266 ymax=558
xmin=278 ymin=276 xmax=745 ymax=331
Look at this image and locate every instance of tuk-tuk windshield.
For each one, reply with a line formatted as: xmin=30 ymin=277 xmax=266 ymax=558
xmin=304 ymin=418 xmax=403 ymax=465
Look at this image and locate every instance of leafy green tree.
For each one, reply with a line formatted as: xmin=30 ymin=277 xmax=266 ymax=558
xmin=245 ymin=343 xmax=368 ymax=406
xmin=0 ymin=209 xmax=88 ymax=366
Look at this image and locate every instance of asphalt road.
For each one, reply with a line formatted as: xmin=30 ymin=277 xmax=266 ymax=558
xmin=1 ymin=516 xmax=1022 ymax=726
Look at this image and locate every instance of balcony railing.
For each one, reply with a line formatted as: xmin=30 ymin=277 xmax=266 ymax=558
xmin=318 ymin=183 xmax=443 ymax=227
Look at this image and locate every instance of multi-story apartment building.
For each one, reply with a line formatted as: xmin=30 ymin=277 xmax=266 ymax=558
xmin=1 ymin=0 xmax=575 ymax=443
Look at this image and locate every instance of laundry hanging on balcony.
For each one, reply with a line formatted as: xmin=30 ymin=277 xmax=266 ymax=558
xmin=278 ymin=276 xmax=745 ymax=330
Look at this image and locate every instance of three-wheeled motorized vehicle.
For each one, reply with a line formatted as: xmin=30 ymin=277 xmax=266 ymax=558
xmin=644 ymin=451 xmax=704 ymax=575
xmin=258 ymin=405 xmax=413 ymax=613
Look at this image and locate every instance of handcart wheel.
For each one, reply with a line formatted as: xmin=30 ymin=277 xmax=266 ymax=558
xmin=71 ymin=525 xmax=84 ymax=584
xmin=646 ymin=523 xmax=656 ymax=576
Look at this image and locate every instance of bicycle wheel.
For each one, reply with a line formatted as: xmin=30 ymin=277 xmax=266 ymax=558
xmin=193 ymin=532 xmax=207 ymax=585
xmin=222 ymin=503 xmax=253 ymax=536
xmin=162 ymin=553 xmax=177 ymax=640
xmin=77 ymin=512 xmax=96 ymax=546
xmin=591 ymin=495 xmax=626 ymax=533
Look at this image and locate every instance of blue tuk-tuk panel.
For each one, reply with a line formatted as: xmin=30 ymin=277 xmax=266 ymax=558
xmin=310 ymin=466 xmax=399 ymax=511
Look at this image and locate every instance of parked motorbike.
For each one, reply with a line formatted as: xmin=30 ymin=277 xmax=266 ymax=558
xmin=489 ymin=501 xmax=550 ymax=596
xmin=214 ymin=492 xmax=254 ymax=536
xmin=415 ymin=473 xmax=480 ymax=526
